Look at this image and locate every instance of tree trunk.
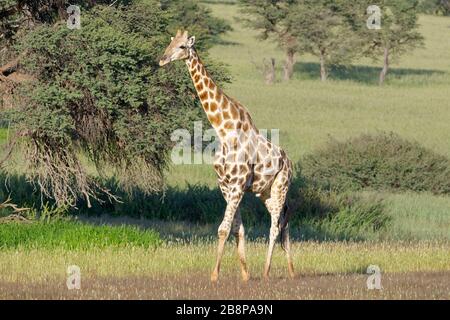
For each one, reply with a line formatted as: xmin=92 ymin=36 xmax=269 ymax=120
xmin=283 ymin=50 xmax=295 ymax=81
xmin=264 ymin=58 xmax=276 ymax=85
xmin=379 ymin=46 xmax=389 ymax=85
xmin=319 ymin=51 xmax=327 ymax=81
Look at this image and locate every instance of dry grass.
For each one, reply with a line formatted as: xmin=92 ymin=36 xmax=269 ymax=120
xmin=0 ymin=241 xmax=448 ymax=283
xmin=1 ymin=241 xmax=448 ymax=299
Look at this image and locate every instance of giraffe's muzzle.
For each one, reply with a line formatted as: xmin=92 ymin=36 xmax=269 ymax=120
xmin=159 ymin=55 xmax=171 ymax=67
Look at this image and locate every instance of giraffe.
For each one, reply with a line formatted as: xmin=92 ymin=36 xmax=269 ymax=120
xmin=159 ymin=30 xmax=294 ymax=282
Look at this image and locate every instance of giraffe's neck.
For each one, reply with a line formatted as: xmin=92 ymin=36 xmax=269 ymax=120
xmin=186 ymin=49 xmax=254 ymax=143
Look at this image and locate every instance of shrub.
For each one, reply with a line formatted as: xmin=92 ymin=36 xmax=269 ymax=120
xmin=287 ymin=179 xmax=390 ymax=240
xmin=5 ymin=1 xmax=230 ymax=206
xmin=315 ymin=193 xmax=389 ymax=240
xmin=301 ymin=133 xmax=450 ymax=194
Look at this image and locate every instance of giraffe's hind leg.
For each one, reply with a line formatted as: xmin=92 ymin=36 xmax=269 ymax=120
xmin=262 ymin=165 xmax=293 ymax=279
xmin=231 ymin=209 xmax=250 ymax=281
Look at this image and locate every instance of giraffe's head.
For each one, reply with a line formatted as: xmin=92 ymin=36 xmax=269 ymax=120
xmin=159 ymin=30 xmax=196 ymax=67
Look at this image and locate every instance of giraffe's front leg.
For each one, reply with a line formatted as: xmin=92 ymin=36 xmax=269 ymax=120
xmin=211 ymin=190 xmax=244 ymax=283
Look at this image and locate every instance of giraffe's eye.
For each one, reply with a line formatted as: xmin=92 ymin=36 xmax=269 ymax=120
xmin=179 ymin=45 xmax=186 ymax=49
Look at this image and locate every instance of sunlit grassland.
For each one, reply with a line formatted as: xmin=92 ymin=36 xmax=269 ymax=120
xmin=165 ymin=4 xmax=450 ymax=243
xmin=168 ymin=5 xmax=450 ymax=187
xmin=0 ymin=241 xmax=448 ymax=283
xmin=382 ymin=192 xmax=450 ymax=241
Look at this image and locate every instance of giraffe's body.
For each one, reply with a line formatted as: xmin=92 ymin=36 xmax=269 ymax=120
xmin=160 ymin=30 xmax=294 ymax=281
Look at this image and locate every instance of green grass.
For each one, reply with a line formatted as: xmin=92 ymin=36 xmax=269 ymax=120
xmin=0 ymin=220 xmax=162 ymax=250
xmin=383 ymin=192 xmax=450 ymax=241
xmin=0 ymin=128 xmax=7 ymax=143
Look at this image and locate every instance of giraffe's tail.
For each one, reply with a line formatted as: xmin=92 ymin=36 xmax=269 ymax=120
xmin=279 ymin=203 xmax=291 ymax=252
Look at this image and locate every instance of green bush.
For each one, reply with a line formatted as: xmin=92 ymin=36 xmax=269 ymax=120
xmin=301 ymin=133 xmax=450 ymax=194
xmin=315 ymin=193 xmax=389 ymax=240
xmin=418 ymin=0 xmax=450 ymax=16
xmin=6 ymin=1 xmax=230 ymax=206
xmin=287 ymin=179 xmax=390 ymax=240
xmin=0 ymin=220 xmax=162 ymax=250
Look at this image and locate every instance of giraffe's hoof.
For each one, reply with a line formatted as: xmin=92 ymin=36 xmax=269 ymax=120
xmin=211 ymin=273 xmax=219 ymax=283
xmin=241 ymin=272 xmax=250 ymax=282
xmin=263 ymin=273 xmax=270 ymax=281
xmin=288 ymin=263 xmax=295 ymax=279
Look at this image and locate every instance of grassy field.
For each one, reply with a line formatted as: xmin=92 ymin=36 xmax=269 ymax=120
xmin=0 ymin=2 xmax=449 ymax=300
xmin=165 ymin=2 xmax=450 ymax=240
xmin=0 ymin=239 xmax=448 ymax=299
xmin=168 ymin=5 xmax=450 ymax=186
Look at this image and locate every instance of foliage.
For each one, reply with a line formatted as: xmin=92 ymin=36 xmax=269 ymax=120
xmin=0 ymin=220 xmax=162 ymax=250
xmin=285 ymin=173 xmax=390 ymax=240
xmin=4 ymin=1 xmax=230 ymax=206
xmin=357 ymin=0 xmax=424 ymax=83
xmin=238 ymin=0 xmax=300 ymax=80
xmin=418 ymin=0 xmax=450 ymax=15
xmin=288 ymin=0 xmax=362 ymax=81
xmin=0 ymin=0 xmax=127 ymax=47
xmin=360 ymin=0 xmax=424 ymax=58
xmin=301 ymin=133 xmax=450 ymax=194
xmin=315 ymin=193 xmax=389 ymax=239
xmin=162 ymin=0 xmax=232 ymax=48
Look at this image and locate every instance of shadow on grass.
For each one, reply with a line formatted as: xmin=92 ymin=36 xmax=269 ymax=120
xmin=1 ymin=171 xmax=383 ymax=242
xmin=200 ymin=0 xmax=237 ymax=5
xmin=294 ymin=62 xmax=446 ymax=85
xmin=214 ymin=39 xmax=240 ymax=46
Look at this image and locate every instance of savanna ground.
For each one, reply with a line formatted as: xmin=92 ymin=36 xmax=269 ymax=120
xmin=0 ymin=1 xmax=449 ymax=299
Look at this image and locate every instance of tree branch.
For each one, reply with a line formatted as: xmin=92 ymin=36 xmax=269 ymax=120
xmin=0 ymin=196 xmax=30 ymax=214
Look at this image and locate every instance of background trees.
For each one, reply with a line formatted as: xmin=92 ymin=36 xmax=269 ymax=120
xmin=360 ymin=0 xmax=424 ymax=84
xmin=239 ymin=0 xmax=425 ymax=83
xmin=1 ymin=0 xmax=231 ymax=206
xmin=238 ymin=0 xmax=300 ymax=81
xmin=288 ymin=0 xmax=362 ymax=81
xmin=418 ymin=0 xmax=450 ymax=15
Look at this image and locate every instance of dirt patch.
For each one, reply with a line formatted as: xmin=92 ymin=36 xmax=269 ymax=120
xmin=1 ymin=272 xmax=448 ymax=300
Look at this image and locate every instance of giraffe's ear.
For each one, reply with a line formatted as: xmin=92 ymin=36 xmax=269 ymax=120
xmin=170 ymin=37 xmax=174 ymax=41
xmin=187 ymin=36 xmax=196 ymax=48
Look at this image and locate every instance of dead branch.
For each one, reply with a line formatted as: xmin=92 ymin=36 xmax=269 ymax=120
xmin=0 ymin=196 xmax=30 ymax=214
xmin=0 ymin=214 xmax=32 ymax=224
